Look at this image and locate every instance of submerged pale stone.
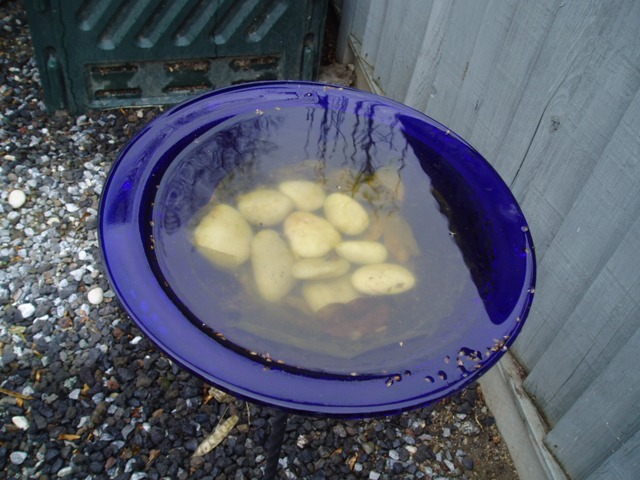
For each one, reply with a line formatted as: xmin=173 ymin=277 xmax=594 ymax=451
xmin=324 ymin=193 xmax=370 ymax=235
xmin=283 ymin=211 xmax=341 ymax=258
xmin=278 ymin=180 xmax=326 ymax=211
xmin=237 ymin=189 xmax=294 ymax=226
xmin=291 ymin=257 xmax=350 ymax=280
xmin=302 ymin=275 xmax=361 ymax=313
xmin=193 ymin=204 xmax=253 ymax=269
xmin=251 ymin=230 xmax=296 ymax=302
xmin=335 ymin=241 xmax=388 ymax=264
xmin=351 ymin=263 xmax=416 ymax=295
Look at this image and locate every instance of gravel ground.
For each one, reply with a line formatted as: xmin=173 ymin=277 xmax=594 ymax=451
xmin=0 ymin=3 xmax=519 ymax=479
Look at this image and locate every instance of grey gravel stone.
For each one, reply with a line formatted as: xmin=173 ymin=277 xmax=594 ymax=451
xmin=462 ymin=456 xmax=475 ymax=470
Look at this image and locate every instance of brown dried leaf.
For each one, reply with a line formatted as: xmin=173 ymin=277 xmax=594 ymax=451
xmin=347 ymin=453 xmax=358 ymax=470
xmin=330 ymin=447 xmax=343 ymax=457
xmin=146 ymin=449 xmax=161 ymax=470
xmin=0 ymin=386 xmax=33 ymax=400
xmin=381 ymin=212 xmax=421 ymax=262
xmin=204 ymin=386 xmax=235 ymax=404
xmin=58 ymin=433 xmax=81 ymax=441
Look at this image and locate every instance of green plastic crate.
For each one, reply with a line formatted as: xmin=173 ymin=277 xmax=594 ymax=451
xmin=25 ymin=0 xmax=327 ymax=112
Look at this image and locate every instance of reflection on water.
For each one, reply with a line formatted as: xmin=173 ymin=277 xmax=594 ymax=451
xmin=152 ymin=92 xmax=497 ymax=375
xmin=160 ymin=115 xmax=283 ymax=234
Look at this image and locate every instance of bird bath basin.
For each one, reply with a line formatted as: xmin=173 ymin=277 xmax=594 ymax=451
xmin=99 ymin=81 xmax=535 ymax=418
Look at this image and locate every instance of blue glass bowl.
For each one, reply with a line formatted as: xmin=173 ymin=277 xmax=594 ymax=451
xmin=99 ymin=81 xmax=535 ymax=417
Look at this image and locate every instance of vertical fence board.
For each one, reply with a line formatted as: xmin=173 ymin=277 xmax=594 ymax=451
xmin=349 ymin=0 xmax=370 ymax=44
xmin=407 ymin=0 xmax=488 ymax=129
xmin=462 ymin=0 xmax=561 ymax=178
xmin=371 ymin=0 xmax=434 ymax=101
xmin=360 ymin=0 xmax=386 ymax=68
xmin=336 ymin=0 xmax=357 ymax=62
xmin=401 ymin=1 xmax=454 ymax=108
xmin=446 ymin=0 xmax=519 ymax=141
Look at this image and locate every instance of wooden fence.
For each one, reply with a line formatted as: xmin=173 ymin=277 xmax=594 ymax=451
xmin=337 ymin=1 xmax=640 ymax=478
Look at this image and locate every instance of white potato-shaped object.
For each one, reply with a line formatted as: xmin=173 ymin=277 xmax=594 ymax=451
xmin=278 ymin=180 xmax=326 ymax=211
xmin=291 ymin=258 xmax=350 ymax=280
xmin=324 ymin=193 xmax=370 ymax=235
xmin=193 ymin=204 xmax=253 ymax=269
xmin=302 ymin=276 xmax=362 ymax=313
xmin=237 ymin=189 xmax=294 ymax=226
xmin=283 ymin=211 xmax=341 ymax=258
xmin=351 ymin=263 xmax=416 ymax=295
xmin=251 ymin=230 xmax=296 ymax=302
xmin=335 ymin=241 xmax=388 ymax=264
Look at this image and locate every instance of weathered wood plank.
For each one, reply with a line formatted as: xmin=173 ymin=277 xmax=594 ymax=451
xmin=506 ymin=0 xmax=640 ymax=260
xmin=408 ymin=0 xmax=488 ymax=128
xmin=514 ymin=87 xmax=640 ymax=372
xmin=461 ymin=0 xmax=561 ymax=177
xmin=360 ymin=0 xmax=386 ymax=68
xmin=336 ymin=0 xmax=357 ymax=62
xmin=445 ymin=0 xmax=519 ymax=141
xmin=402 ymin=1 xmax=454 ymax=108
xmin=545 ymin=326 xmax=640 ymax=479
xmin=587 ymin=427 xmax=640 ymax=480
xmin=371 ymin=0 xmax=434 ymax=101
xmin=349 ymin=0 xmax=371 ymax=44
xmin=407 ymin=0 xmax=561 ymax=173
xmin=523 ymin=211 xmax=640 ymax=423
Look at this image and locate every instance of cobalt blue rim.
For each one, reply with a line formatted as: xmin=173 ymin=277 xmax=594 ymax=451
xmin=98 ymin=81 xmax=535 ymax=417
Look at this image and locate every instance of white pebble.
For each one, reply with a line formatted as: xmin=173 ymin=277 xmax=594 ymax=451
xmin=87 ymin=287 xmax=104 ymax=305
xmin=18 ymin=303 xmax=35 ymax=318
xmin=65 ymin=203 xmax=80 ymax=213
xmin=12 ymin=416 xmax=30 ymax=430
xmin=8 ymin=189 xmax=26 ymax=208
xmin=10 ymin=451 xmax=27 ymax=465
xmin=369 ymin=472 xmax=381 ymax=480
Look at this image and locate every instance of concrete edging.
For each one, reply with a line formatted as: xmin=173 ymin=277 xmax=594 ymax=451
xmin=479 ymin=354 xmax=568 ymax=480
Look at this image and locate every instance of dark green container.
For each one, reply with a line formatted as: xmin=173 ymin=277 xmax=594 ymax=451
xmin=24 ymin=0 xmax=327 ymax=113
